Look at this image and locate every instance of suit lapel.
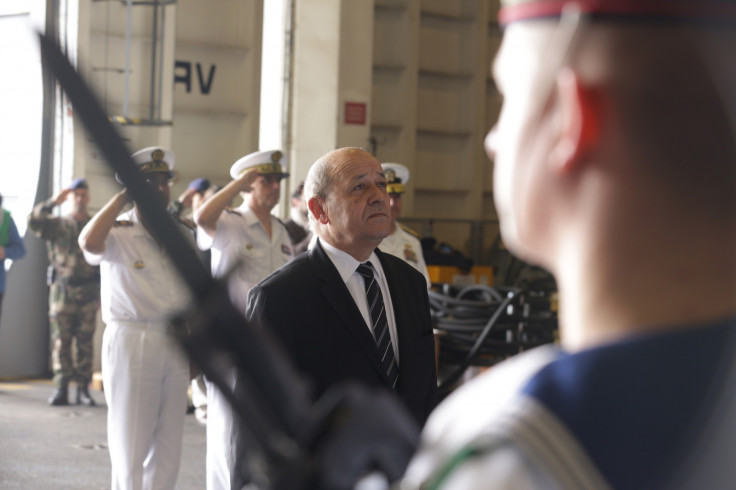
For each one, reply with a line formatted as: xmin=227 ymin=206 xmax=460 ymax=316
xmin=309 ymin=242 xmax=388 ymax=381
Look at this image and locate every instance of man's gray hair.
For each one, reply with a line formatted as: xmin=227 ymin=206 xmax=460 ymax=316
xmin=304 ymin=152 xmax=334 ymax=233
xmin=304 ymin=156 xmax=332 ymax=204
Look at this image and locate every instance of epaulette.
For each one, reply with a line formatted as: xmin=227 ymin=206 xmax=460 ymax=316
xmin=114 ymin=220 xmax=134 ymax=227
xmin=225 ymin=208 xmax=241 ymax=216
xmin=175 ymin=216 xmax=196 ymax=231
xmin=399 ymin=222 xmax=421 ymax=239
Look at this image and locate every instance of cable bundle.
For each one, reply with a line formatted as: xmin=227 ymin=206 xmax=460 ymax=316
xmin=430 ymin=284 xmax=558 ymax=396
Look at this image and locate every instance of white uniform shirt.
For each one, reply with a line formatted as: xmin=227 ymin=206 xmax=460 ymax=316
xmin=320 ymin=240 xmax=400 ymax=363
xmin=402 ymin=346 xmax=563 ymax=489
xmin=197 ymin=202 xmax=293 ymax=312
xmin=83 ymin=209 xmax=194 ymax=324
xmin=379 ymin=224 xmax=430 ymax=287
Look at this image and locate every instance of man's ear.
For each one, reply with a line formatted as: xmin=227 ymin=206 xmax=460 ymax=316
xmin=551 ymin=67 xmax=601 ymax=172
xmin=308 ymin=197 xmax=328 ymax=224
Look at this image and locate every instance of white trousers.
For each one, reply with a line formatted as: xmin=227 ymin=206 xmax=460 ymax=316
xmin=102 ymin=321 xmax=189 ymax=490
xmin=205 ymin=374 xmax=235 ymax=490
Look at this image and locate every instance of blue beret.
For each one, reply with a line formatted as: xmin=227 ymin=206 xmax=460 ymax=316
xmin=188 ymin=178 xmax=211 ymax=193
xmin=69 ymin=178 xmax=88 ymax=190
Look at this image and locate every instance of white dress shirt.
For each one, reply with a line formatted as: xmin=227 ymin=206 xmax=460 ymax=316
xmin=320 ymin=239 xmax=400 ymax=364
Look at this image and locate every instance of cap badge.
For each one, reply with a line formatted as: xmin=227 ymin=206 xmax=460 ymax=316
xmin=271 ymin=151 xmax=283 ymax=163
xmin=139 ymin=149 xmax=170 ymax=174
xmin=152 ymin=149 xmax=165 ymax=162
xmin=134 ymin=260 xmax=145 ymax=270
xmin=385 ymin=168 xmax=396 ymax=183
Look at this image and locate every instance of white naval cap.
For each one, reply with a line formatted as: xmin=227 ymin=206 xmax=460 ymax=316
xmin=116 ymin=146 xmax=175 ymax=184
xmin=230 ymin=149 xmax=289 ymax=180
xmin=381 ymin=162 xmax=409 ymax=194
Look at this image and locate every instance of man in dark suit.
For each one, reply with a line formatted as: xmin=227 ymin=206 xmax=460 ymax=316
xmin=245 ymin=147 xmax=438 ymax=426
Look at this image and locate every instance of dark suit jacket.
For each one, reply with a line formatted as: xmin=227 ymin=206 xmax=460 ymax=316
xmin=245 ymin=239 xmax=438 ymax=425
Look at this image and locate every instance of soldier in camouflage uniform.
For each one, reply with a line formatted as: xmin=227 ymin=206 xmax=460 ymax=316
xmin=28 ymin=178 xmax=100 ymax=406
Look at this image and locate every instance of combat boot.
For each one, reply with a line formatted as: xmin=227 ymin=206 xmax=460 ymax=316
xmin=77 ymin=385 xmax=96 ymax=406
xmin=48 ymin=382 xmax=69 ymax=406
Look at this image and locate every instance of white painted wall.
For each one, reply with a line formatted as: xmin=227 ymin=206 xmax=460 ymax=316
xmin=172 ymin=0 xmax=264 ymax=193
xmin=286 ymin=0 xmax=376 ymax=206
xmin=370 ymin=0 xmax=502 ymax=256
xmin=290 ymin=0 xmax=341 ymax=177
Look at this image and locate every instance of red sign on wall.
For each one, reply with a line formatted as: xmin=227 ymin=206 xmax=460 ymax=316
xmin=344 ymin=102 xmax=367 ymax=125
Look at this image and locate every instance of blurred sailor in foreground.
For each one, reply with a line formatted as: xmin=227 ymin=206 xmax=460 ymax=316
xmin=378 ymin=163 xmax=430 ymax=287
xmin=403 ymin=1 xmax=736 ymax=488
xmin=79 ymin=147 xmax=194 ymax=490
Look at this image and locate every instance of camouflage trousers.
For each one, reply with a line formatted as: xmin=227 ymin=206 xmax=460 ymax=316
xmin=50 ymin=302 xmax=98 ymax=388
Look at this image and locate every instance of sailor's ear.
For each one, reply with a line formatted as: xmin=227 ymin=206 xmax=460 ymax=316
xmin=550 ymin=67 xmax=602 ymax=173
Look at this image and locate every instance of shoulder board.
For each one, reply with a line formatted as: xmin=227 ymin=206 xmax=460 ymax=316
xmin=114 ymin=220 xmax=134 ymax=227
xmin=175 ymin=216 xmax=196 ymax=231
xmin=398 ymin=222 xmax=421 ymax=239
xmin=225 ymin=208 xmax=241 ymax=216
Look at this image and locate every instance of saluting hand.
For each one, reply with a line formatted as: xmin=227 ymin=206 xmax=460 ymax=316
xmin=117 ymin=188 xmax=133 ymax=204
xmin=176 ymin=188 xmax=198 ymax=209
xmin=236 ymin=168 xmax=260 ymax=193
xmin=52 ymin=188 xmax=73 ymax=206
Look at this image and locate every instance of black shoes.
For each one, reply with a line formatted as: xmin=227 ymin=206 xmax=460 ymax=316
xmin=76 ymin=386 xmax=96 ymax=406
xmin=48 ymin=383 xmax=96 ymax=406
xmin=48 ymin=386 xmax=69 ymax=406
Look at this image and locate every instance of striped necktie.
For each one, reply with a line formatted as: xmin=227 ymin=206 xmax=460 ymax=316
xmin=357 ymin=262 xmax=399 ymax=388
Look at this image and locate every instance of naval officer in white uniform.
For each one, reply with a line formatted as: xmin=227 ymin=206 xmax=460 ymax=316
xmin=378 ymin=163 xmax=431 ymax=287
xmin=193 ymin=149 xmax=293 ymax=490
xmin=79 ymin=147 xmax=194 ymax=490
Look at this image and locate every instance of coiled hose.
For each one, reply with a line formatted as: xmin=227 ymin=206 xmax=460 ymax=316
xmin=430 ymin=284 xmax=557 ymax=397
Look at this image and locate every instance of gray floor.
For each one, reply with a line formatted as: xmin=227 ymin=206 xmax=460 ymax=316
xmin=0 ymin=379 xmax=206 ymax=489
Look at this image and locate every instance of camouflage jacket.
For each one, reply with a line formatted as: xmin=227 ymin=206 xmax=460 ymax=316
xmin=28 ymin=199 xmax=100 ymax=309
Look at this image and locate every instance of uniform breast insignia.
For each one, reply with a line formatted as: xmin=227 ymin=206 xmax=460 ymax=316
xmin=133 ymin=260 xmax=145 ymax=270
xmin=281 ymin=244 xmax=292 ymax=255
xmin=246 ymin=243 xmax=254 ymax=251
xmin=404 ymin=244 xmax=418 ymax=264
xmin=114 ymin=220 xmax=134 ymax=227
